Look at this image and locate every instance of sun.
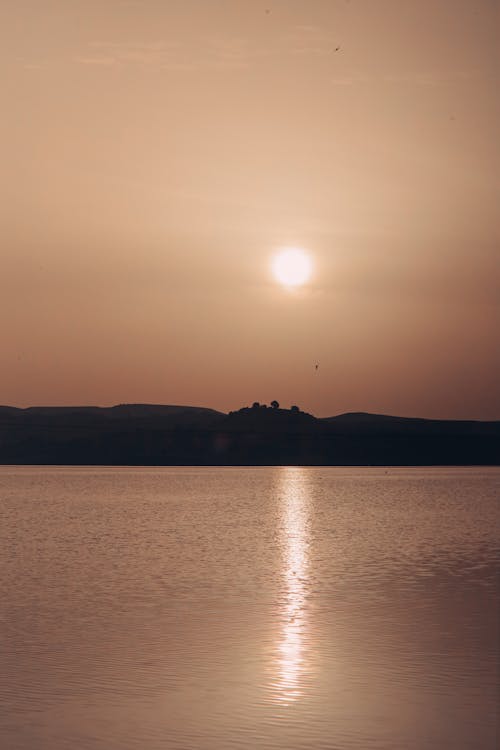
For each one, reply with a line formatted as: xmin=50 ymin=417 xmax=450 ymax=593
xmin=271 ymin=247 xmax=313 ymax=288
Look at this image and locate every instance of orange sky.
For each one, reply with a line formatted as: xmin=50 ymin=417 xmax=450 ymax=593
xmin=2 ymin=0 xmax=499 ymax=418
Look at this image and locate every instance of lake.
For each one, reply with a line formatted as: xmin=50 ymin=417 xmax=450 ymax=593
xmin=0 ymin=466 xmax=498 ymax=749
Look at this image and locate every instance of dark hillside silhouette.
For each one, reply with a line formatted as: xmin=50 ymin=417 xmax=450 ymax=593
xmin=0 ymin=403 xmax=498 ymax=466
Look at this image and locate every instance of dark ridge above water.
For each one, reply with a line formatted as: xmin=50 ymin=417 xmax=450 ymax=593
xmin=0 ymin=403 xmax=499 ymax=466
xmin=0 ymin=403 xmax=223 ymax=421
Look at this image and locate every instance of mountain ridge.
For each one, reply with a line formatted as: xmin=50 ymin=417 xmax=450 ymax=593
xmin=0 ymin=403 xmax=498 ymax=465
xmin=1 ymin=403 xmax=498 ymax=424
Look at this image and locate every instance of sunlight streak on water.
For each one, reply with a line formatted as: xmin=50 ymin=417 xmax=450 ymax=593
xmin=273 ymin=467 xmax=311 ymax=704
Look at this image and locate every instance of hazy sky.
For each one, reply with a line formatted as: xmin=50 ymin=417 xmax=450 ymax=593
xmin=2 ymin=0 xmax=499 ymax=418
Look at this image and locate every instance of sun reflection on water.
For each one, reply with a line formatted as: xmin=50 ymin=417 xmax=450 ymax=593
xmin=273 ymin=467 xmax=311 ymax=704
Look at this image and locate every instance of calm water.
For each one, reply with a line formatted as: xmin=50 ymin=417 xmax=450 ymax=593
xmin=0 ymin=466 xmax=498 ymax=750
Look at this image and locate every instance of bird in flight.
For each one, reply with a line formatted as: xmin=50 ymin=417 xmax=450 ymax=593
xmin=315 ymin=364 xmax=319 ymax=371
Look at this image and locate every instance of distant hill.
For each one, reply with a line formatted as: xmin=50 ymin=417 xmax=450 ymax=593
xmin=0 ymin=404 xmax=223 ymax=434
xmin=223 ymin=405 xmax=319 ymax=432
xmin=323 ymin=412 xmax=500 ymax=436
xmin=0 ymin=403 xmax=498 ymax=466
xmin=0 ymin=403 xmax=223 ymax=421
